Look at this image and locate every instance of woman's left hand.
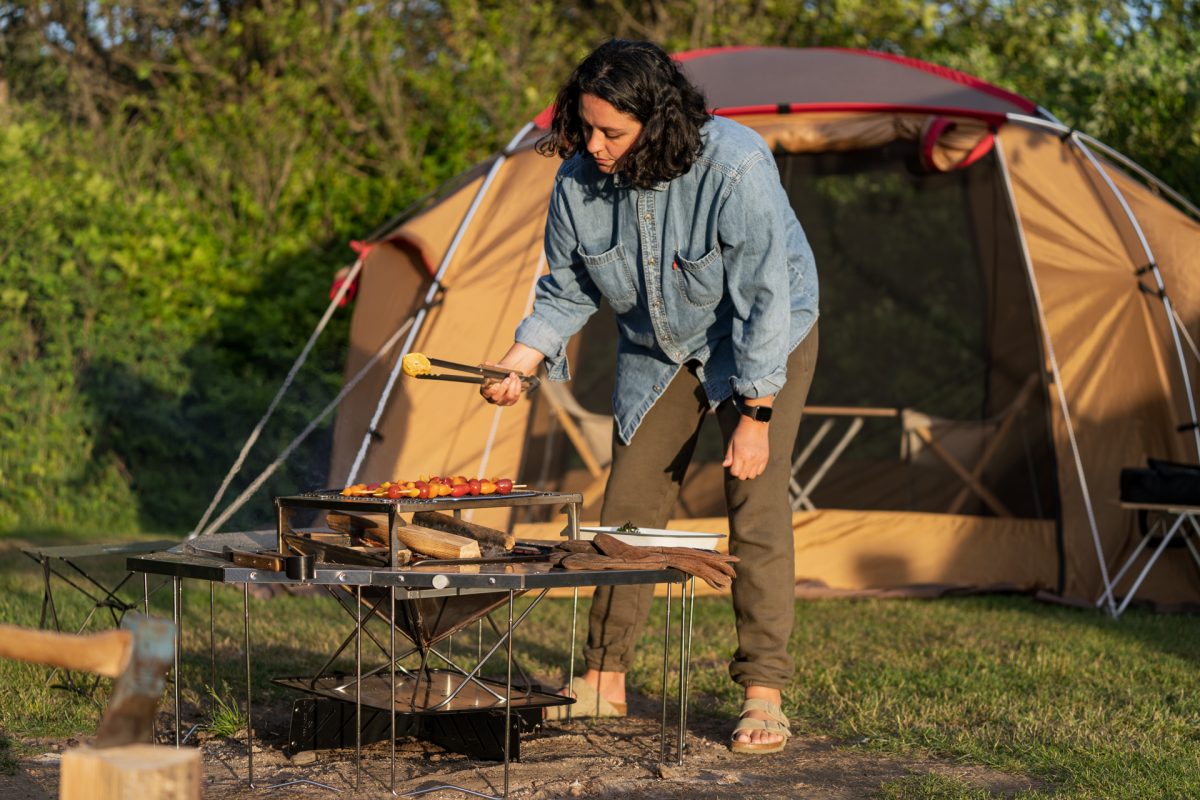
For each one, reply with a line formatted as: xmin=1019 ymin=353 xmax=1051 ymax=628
xmin=723 ymin=418 xmax=770 ymax=480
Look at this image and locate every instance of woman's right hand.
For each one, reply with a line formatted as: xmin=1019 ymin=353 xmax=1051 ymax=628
xmin=481 ymin=372 xmax=526 ymax=406
xmin=480 ymin=343 xmax=545 ymax=406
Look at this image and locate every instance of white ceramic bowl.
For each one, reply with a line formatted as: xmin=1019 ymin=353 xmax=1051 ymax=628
xmin=575 ymin=526 xmax=725 ymax=551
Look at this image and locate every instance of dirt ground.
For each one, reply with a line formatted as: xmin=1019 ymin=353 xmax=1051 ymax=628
xmin=5 ymin=694 xmax=1040 ymax=800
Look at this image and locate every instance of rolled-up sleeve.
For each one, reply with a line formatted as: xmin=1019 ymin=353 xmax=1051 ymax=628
xmin=719 ymin=153 xmax=794 ymax=398
xmin=514 ymin=174 xmax=601 ymax=381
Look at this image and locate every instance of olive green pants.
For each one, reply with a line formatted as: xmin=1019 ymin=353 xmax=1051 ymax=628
xmin=584 ymin=326 xmax=818 ymax=689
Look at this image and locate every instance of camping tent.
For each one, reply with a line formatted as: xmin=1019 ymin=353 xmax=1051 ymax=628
xmin=325 ymin=47 xmax=1200 ymax=610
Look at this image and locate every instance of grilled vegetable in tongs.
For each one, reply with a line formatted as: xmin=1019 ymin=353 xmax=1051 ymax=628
xmin=401 ymin=352 xmax=541 ymax=391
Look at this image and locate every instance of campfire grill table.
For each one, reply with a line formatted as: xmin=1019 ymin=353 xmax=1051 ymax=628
xmin=128 ymin=491 xmax=696 ymax=800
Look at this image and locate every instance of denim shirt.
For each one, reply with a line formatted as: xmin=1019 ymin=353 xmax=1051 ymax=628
xmin=515 ymin=115 xmax=819 ymax=444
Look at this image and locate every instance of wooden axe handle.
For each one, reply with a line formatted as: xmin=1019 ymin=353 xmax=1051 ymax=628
xmin=0 ymin=625 xmax=132 ymax=679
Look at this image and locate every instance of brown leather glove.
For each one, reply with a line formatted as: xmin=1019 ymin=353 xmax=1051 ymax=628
xmin=553 ymin=534 xmax=738 ymax=590
xmin=555 ymin=552 xmax=668 ymax=572
xmin=591 ymin=533 xmax=739 ymax=590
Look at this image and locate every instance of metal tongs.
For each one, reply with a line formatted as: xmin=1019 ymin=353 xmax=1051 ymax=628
xmin=401 ymin=352 xmax=541 ymax=391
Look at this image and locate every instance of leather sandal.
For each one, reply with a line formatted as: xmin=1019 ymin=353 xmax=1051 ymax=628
xmin=729 ymin=697 xmax=791 ymax=754
xmin=544 ymin=676 xmax=627 ymax=720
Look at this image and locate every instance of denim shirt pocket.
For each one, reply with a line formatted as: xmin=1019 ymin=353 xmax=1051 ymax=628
xmin=671 ymin=245 xmax=724 ymax=308
xmin=578 ymin=242 xmax=638 ymax=313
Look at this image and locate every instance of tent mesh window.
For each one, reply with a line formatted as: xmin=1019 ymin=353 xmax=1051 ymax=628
xmin=525 ymin=141 xmax=1057 ymax=522
xmin=780 ymin=142 xmax=1056 ymax=519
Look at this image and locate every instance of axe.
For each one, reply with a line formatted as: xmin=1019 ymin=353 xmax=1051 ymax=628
xmin=0 ymin=614 xmax=174 ymax=747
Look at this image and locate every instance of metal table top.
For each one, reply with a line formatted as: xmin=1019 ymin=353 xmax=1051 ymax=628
xmin=128 ymin=530 xmax=683 ymax=592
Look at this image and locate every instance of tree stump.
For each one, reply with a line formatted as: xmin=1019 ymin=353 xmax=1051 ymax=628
xmin=60 ymin=745 xmax=201 ymax=800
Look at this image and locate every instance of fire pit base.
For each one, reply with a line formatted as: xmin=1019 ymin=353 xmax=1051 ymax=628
xmin=273 ymin=670 xmax=573 ymax=715
xmin=285 ymin=697 xmax=543 ymax=762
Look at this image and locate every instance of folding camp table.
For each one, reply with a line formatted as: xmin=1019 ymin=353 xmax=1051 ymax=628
xmin=22 ymin=539 xmax=176 ymax=696
xmin=128 ymin=492 xmax=696 ymax=800
xmin=1097 ymin=502 xmax=1200 ymax=617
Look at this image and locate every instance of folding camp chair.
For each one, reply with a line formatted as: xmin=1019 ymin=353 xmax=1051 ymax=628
xmin=789 ymin=406 xmax=899 ymax=511
xmin=899 ymin=374 xmax=1039 ymax=517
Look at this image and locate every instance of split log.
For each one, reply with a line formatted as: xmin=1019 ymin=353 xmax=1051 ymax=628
xmin=412 ymin=511 xmax=515 ymax=552
xmin=393 ymin=523 xmax=481 ymax=560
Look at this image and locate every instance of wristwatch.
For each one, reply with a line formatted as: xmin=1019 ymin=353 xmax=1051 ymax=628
xmin=737 ymin=401 xmax=773 ymax=423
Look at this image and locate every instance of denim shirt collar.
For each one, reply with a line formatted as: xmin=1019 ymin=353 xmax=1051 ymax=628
xmin=612 ymin=171 xmax=670 ymax=192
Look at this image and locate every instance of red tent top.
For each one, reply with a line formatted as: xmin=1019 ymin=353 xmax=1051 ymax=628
xmin=532 ymin=46 xmax=1037 ymax=128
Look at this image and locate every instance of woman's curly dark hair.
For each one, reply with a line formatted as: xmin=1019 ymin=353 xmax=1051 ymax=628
xmin=536 ymin=40 xmax=710 ymax=189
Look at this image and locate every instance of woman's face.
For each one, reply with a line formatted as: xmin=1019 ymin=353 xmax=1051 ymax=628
xmin=579 ymin=93 xmax=643 ymax=173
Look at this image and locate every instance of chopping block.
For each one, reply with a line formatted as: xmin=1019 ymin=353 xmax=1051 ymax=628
xmin=0 ymin=614 xmax=201 ymax=800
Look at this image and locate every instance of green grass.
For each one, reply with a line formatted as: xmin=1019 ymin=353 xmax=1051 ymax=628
xmin=202 ymin=683 xmax=248 ymax=738
xmin=876 ymin=773 xmax=1000 ymax=800
xmin=2 ymin=531 xmax=1199 ymax=798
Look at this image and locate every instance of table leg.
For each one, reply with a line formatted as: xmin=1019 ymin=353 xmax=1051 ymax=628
xmin=676 ymin=579 xmax=688 ymax=765
xmin=1097 ymin=515 xmax=1163 ymax=608
xmin=209 ymin=583 xmax=216 ymax=703
xmin=355 ymin=584 xmax=363 ymax=792
xmin=1116 ymin=514 xmax=1186 ymax=616
xmin=173 ymin=576 xmax=181 ymax=747
xmin=567 ymin=588 xmax=578 ymax=723
xmin=683 ymin=579 xmax=695 ymax=755
xmin=244 ymin=582 xmax=255 ymax=788
xmin=37 ymin=558 xmax=52 ymax=630
xmin=659 ymin=581 xmax=672 ymax=764
xmin=504 ymin=589 xmax=514 ymax=798
xmin=391 ymin=586 xmax=397 ymax=795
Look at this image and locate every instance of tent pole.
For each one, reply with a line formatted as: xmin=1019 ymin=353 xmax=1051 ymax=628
xmin=993 ymin=132 xmax=1118 ymax=615
xmin=345 ymin=121 xmax=537 ymax=486
xmin=1069 ymin=134 xmax=1200 ymax=461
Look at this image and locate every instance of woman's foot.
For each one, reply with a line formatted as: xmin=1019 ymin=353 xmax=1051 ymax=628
xmin=730 ymin=685 xmax=790 ymax=753
xmin=577 ymin=669 xmax=627 ymax=706
xmin=544 ymin=669 xmax=628 ymax=720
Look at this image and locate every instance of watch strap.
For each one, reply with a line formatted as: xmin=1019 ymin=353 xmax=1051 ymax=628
xmin=738 ymin=402 xmax=773 ymax=422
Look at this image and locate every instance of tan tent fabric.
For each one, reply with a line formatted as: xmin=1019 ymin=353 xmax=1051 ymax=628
xmin=1107 ymin=165 xmax=1200 ymax=437
xmin=999 ymin=125 xmax=1191 ymax=604
xmin=743 ymin=111 xmax=990 ymax=166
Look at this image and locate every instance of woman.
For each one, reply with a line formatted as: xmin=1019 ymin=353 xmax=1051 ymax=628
xmin=481 ymin=39 xmax=818 ymax=754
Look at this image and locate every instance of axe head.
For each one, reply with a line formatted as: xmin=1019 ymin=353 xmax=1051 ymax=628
xmin=95 ymin=613 xmax=175 ymax=748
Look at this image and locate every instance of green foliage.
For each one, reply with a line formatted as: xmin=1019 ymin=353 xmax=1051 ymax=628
xmin=0 ymin=1 xmax=1197 ymax=535
xmin=203 ymin=683 xmax=248 ymax=739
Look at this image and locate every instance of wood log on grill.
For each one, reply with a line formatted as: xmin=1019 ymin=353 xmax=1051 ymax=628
xmin=326 ymin=512 xmax=396 ymax=549
xmin=393 ymin=523 xmax=481 ymax=560
xmin=412 ymin=511 xmax=515 ymax=553
xmin=326 ymin=510 xmax=508 ymax=558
